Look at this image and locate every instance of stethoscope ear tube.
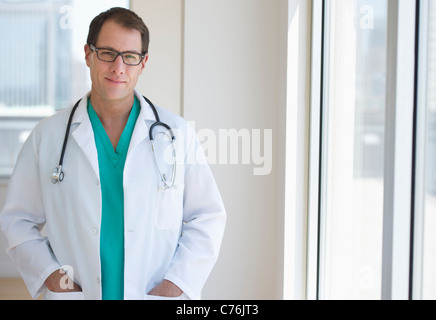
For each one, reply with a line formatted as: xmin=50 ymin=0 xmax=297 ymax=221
xmin=150 ymin=137 xmax=177 ymax=190
xmin=149 ymin=120 xmax=177 ymax=189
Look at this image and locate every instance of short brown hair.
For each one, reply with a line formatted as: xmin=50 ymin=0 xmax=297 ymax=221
xmin=87 ymin=7 xmax=150 ymax=54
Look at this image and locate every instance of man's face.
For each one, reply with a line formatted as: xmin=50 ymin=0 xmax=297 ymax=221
xmin=85 ymin=20 xmax=148 ymax=102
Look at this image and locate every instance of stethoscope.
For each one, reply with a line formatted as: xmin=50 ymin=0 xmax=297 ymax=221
xmin=51 ymin=96 xmax=176 ymax=189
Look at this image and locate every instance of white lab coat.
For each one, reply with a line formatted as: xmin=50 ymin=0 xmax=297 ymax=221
xmin=0 ymin=90 xmax=226 ymax=300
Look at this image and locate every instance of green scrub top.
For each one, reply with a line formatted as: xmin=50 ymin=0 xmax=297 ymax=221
xmin=88 ymin=96 xmax=140 ymax=300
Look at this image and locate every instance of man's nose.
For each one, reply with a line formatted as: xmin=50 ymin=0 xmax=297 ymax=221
xmin=110 ymin=55 xmax=126 ymax=74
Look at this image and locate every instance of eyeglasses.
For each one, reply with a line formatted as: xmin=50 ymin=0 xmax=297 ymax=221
xmin=90 ymin=44 xmax=145 ymax=66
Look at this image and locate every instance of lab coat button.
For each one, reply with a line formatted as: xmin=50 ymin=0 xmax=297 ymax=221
xmin=96 ymin=277 xmax=101 ymax=285
xmin=91 ymin=228 xmax=98 ymax=235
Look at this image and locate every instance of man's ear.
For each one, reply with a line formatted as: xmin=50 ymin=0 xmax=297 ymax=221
xmin=84 ymin=44 xmax=92 ymax=68
xmin=139 ymin=53 xmax=149 ymax=74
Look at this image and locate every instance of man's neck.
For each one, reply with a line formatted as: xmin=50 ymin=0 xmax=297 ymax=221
xmin=90 ymin=92 xmax=134 ymax=123
xmin=90 ymin=92 xmax=135 ymax=150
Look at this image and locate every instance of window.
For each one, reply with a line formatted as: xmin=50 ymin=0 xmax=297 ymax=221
xmin=0 ymin=0 xmax=129 ymax=177
xmin=309 ymin=0 xmax=433 ymax=300
xmin=316 ymin=0 xmax=388 ymax=299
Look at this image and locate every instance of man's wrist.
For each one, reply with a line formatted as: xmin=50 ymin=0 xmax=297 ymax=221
xmin=148 ymin=279 xmax=183 ymax=297
xmin=45 ymin=269 xmax=81 ymax=292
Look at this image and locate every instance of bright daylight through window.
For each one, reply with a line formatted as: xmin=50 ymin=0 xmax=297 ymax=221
xmin=318 ymin=0 xmax=387 ymax=299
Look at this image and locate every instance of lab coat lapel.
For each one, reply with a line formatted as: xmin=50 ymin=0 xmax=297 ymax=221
xmin=128 ymin=110 xmax=148 ymax=155
xmin=71 ymin=95 xmax=100 ymax=180
xmin=127 ymin=91 xmax=156 ymax=156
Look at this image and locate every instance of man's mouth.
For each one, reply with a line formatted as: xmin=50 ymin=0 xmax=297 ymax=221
xmin=105 ymin=77 xmax=126 ymax=84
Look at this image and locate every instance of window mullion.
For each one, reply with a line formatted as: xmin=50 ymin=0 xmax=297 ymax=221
xmin=306 ymin=0 xmax=324 ymax=300
xmin=381 ymin=0 xmax=417 ymax=300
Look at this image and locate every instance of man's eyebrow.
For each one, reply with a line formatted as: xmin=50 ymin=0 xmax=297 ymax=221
xmin=97 ymin=45 xmax=142 ymax=54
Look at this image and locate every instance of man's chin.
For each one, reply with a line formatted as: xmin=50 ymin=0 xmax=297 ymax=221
xmin=101 ymin=88 xmax=133 ymax=102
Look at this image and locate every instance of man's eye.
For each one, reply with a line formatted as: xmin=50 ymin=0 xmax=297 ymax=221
xmin=101 ymin=50 xmax=116 ymax=57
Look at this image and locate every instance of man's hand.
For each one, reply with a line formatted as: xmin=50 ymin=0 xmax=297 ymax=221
xmin=147 ymin=280 xmax=183 ymax=298
xmin=45 ymin=269 xmax=82 ymax=293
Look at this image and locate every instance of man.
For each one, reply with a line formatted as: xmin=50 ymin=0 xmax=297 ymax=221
xmin=0 ymin=7 xmax=226 ymax=300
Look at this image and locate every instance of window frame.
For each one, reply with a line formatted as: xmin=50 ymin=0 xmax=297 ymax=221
xmin=411 ymin=0 xmax=435 ymax=300
xmin=381 ymin=0 xmax=417 ymax=300
xmin=306 ymin=0 xmax=324 ymax=300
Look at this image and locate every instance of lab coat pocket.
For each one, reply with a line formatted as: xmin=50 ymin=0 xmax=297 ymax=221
xmin=155 ymin=183 xmax=184 ymax=230
xmin=44 ymin=289 xmax=85 ymax=300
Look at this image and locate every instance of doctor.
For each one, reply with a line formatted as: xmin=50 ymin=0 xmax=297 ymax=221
xmin=0 ymin=7 xmax=226 ymax=300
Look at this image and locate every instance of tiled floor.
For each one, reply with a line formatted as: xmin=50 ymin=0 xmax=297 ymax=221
xmin=0 ymin=278 xmax=35 ymax=300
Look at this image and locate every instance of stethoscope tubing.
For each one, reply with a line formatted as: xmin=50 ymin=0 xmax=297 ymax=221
xmin=59 ymin=100 xmax=81 ymax=172
xmin=51 ymin=96 xmax=176 ymax=188
xmin=142 ymin=95 xmax=176 ymax=142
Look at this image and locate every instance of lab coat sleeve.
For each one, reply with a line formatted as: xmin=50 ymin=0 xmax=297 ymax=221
xmin=164 ymin=125 xmax=226 ymax=299
xmin=0 ymin=129 xmax=61 ymax=299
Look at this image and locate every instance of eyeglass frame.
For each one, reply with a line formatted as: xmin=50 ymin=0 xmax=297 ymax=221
xmin=89 ymin=44 xmax=146 ymax=66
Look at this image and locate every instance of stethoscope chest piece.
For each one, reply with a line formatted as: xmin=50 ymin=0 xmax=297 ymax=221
xmin=51 ymin=166 xmax=64 ymax=184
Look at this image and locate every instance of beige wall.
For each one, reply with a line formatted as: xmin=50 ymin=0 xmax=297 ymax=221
xmin=182 ymin=0 xmax=287 ymax=299
xmin=131 ymin=0 xmax=184 ymax=116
